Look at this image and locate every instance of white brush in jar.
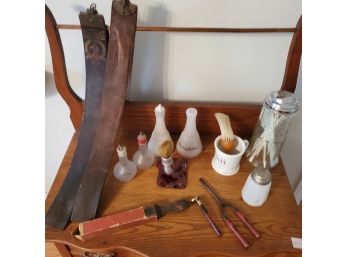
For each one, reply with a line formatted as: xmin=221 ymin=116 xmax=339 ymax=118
xmin=214 ymin=113 xmax=236 ymax=154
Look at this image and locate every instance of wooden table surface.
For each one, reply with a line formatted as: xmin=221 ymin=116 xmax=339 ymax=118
xmin=46 ymin=130 xmax=301 ymax=257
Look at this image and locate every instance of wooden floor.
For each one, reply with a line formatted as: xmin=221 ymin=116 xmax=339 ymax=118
xmin=46 ymin=243 xmax=61 ymax=257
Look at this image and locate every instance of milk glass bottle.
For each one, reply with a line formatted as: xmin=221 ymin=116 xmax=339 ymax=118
xmin=176 ymin=107 xmax=202 ymax=158
xmin=113 ymin=145 xmax=137 ymax=182
xmin=132 ymin=132 xmax=155 ymax=170
xmin=148 ymin=104 xmax=172 ymax=157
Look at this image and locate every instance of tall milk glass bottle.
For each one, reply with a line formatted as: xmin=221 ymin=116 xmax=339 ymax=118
xmin=148 ymin=104 xmax=172 ymax=157
xmin=176 ymin=107 xmax=202 ymax=158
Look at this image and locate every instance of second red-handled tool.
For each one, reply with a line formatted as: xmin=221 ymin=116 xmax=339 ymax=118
xmin=199 ymin=177 xmax=261 ymax=248
xmin=191 ymin=196 xmax=222 ymax=237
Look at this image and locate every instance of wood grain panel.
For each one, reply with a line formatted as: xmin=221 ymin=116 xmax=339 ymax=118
xmin=46 ymin=243 xmax=62 ymax=257
xmin=57 ymin=24 xmax=296 ymax=33
xmin=120 ymin=101 xmax=261 ymax=137
xmin=46 ymin=131 xmax=301 ymax=257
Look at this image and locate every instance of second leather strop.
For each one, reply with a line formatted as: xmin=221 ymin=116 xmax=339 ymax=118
xmin=45 ymin=5 xmax=108 ymax=230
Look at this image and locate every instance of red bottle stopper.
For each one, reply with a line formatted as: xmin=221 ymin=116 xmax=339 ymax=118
xmin=137 ymin=132 xmax=147 ymax=145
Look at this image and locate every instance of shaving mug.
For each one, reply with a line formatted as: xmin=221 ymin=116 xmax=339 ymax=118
xmin=211 ymin=135 xmax=249 ymax=176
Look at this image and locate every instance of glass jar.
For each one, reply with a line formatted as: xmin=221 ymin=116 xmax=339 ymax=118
xmin=246 ymin=90 xmax=299 ymax=169
xmin=242 ymin=90 xmax=299 ymax=207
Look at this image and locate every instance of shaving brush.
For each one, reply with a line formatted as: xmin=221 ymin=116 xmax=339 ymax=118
xmin=159 ymin=140 xmax=174 ymax=175
xmin=214 ymin=113 xmax=235 ymax=154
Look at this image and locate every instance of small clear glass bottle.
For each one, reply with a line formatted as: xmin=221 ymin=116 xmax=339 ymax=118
xmin=148 ymin=104 xmax=173 ymax=157
xmin=132 ymin=132 xmax=155 ymax=170
xmin=176 ymin=107 xmax=202 ymax=158
xmin=113 ymin=145 xmax=137 ymax=182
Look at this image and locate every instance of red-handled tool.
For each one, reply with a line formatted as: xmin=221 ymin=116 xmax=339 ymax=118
xmin=224 ymin=217 xmax=250 ymax=248
xmin=199 ymin=178 xmax=261 ymax=248
xmin=234 ymin=209 xmax=261 ymax=239
xmin=191 ymin=196 xmax=222 ymax=237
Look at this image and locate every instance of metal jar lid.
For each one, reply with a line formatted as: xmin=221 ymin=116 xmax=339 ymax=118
xmin=264 ymin=90 xmax=299 ymax=114
xmin=251 ymin=167 xmax=272 ymax=185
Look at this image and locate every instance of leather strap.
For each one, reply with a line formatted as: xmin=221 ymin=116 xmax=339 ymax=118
xmin=45 ymin=5 xmax=108 ymax=230
xmin=71 ymin=0 xmax=138 ymax=222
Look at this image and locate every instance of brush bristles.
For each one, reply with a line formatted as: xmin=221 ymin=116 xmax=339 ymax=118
xmin=214 ymin=113 xmax=234 ymax=141
xmin=159 ymin=140 xmax=174 ymax=159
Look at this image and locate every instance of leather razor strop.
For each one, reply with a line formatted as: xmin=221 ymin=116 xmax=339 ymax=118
xmin=75 ymin=199 xmax=193 ymax=241
xmin=71 ymin=0 xmax=138 ymax=222
xmin=45 ymin=5 xmax=108 ymax=230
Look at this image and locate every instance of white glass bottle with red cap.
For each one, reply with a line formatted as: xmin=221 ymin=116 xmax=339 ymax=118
xmin=113 ymin=145 xmax=137 ymax=182
xmin=148 ymin=104 xmax=173 ymax=157
xmin=132 ymin=132 xmax=155 ymax=170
